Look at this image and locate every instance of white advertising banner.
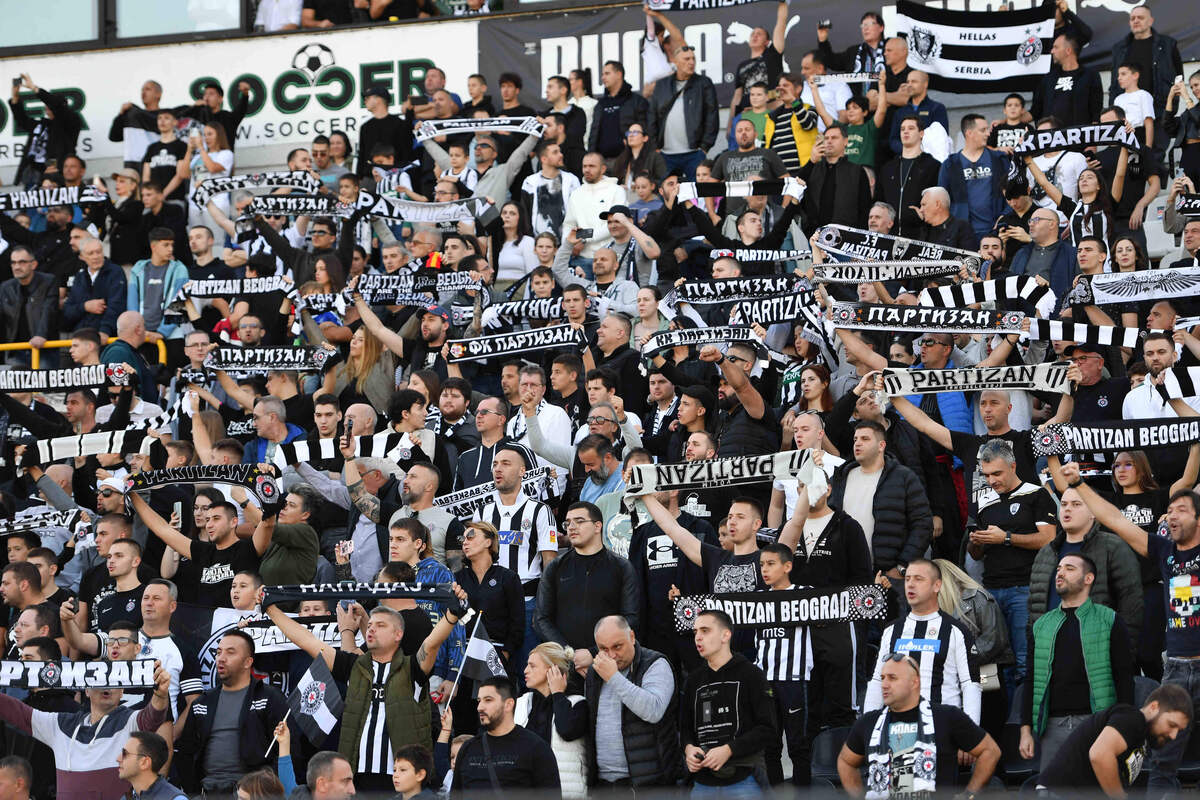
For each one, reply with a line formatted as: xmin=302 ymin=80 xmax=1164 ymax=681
xmin=0 ymin=22 xmax=479 ymax=170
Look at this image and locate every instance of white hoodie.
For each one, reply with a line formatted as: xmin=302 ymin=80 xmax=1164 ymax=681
xmin=562 ymin=175 xmax=625 ymax=259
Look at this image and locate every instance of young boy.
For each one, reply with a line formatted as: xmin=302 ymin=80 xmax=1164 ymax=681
xmin=440 ymin=142 xmax=478 ymax=193
xmin=740 ymin=82 xmax=773 ymax=142
xmin=1114 ymin=61 xmax=1156 ymax=149
xmin=393 ymin=745 xmax=437 ymax=800
xmin=988 ymin=92 xmax=1036 ymax=152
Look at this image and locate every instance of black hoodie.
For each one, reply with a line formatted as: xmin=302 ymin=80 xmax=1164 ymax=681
xmin=680 ymin=652 xmax=776 ymax=787
xmin=590 ymin=82 xmax=650 ymax=159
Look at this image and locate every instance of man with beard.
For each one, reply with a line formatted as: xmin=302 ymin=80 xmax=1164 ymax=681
xmin=1036 ymin=683 xmax=1191 ymax=796
xmin=266 ymin=586 xmax=467 ymax=792
xmin=176 ymin=630 xmax=287 ymax=793
xmin=1122 ymin=331 xmax=1200 ymax=478
xmin=389 ymin=462 xmax=463 ymax=568
xmin=453 ymin=677 xmax=561 ymax=792
xmin=579 ymin=317 xmax=643 ymax=418
xmin=702 ymin=342 xmax=779 ymax=507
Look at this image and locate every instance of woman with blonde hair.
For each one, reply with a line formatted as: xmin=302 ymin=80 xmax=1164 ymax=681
xmin=934 ymin=558 xmax=1013 ymax=695
xmin=517 ymin=641 xmax=589 ymax=798
xmin=314 ymin=325 xmax=396 ymax=413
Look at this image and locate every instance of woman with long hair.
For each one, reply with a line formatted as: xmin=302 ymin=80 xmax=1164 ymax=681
xmin=633 ymin=286 xmax=668 ymax=345
xmin=568 ymin=68 xmax=597 ymax=143
xmin=1112 ymin=235 xmax=1149 ymax=273
xmin=328 ymin=130 xmax=354 ymax=173
xmin=236 ymin=768 xmax=286 ymax=800
xmin=313 ymin=254 xmax=347 ymax=293
xmin=496 ymin=201 xmax=538 ymax=288
xmin=1026 ymin=153 xmax=1126 ymax=246
xmin=796 ymin=363 xmax=834 ymax=415
xmin=180 ymin=122 xmax=234 ymax=229
xmin=517 ymin=641 xmax=588 ymax=799
xmin=87 ymin=169 xmax=143 ymax=265
xmin=611 ymin=123 xmax=667 ymax=199
xmin=318 ymin=325 xmax=395 ymax=412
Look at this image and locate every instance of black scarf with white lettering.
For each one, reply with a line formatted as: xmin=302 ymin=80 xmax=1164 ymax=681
xmin=664 ymin=276 xmax=801 ymax=306
xmin=414 ymin=116 xmax=544 ymax=142
xmin=1177 ymin=194 xmax=1200 ymax=216
xmin=815 ymin=224 xmax=982 ymax=273
xmin=831 ymin=302 xmax=1024 ymax=334
xmin=262 ymin=582 xmax=461 ymax=612
xmin=1032 ymin=420 xmax=1200 ymax=457
xmin=671 ymin=585 xmax=887 ymax=632
xmin=433 ymin=467 xmax=552 ymax=520
xmin=0 ymin=659 xmax=157 ymax=690
xmin=709 ymin=248 xmax=812 ymax=264
xmin=812 ymin=259 xmax=962 ymax=283
xmin=447 ymin=324 xmax=586 ymax=362
xmin=0 ymin=364 xmax=130 ymax=393
xmin=203 ymin=346 xmax=335 ymax=372
xmin=0 ymin=184 xmax=107 ymax=211
xmin=126 ymin=464 xmax=282 ymax=508
xmin=641 ymin=326 xmax=764 ymax=359
xmin=352 ymin=271 xmax=481 ymax=305
xmin=0 ymin=510 xmax=84 ymax=536
xmin=1012 ymin=122 xmax=1140 ymax=157
xmin=348 ymin=190 xmax=500 ymax=227
xmin=881 ymin=362 xmax=1072 ymax=396
xmin=190 ymin=170 xmax=322 ymax=206
xmin=732 ymin=290 xmax=822 ymax=327
xmin=166 ymin=276 xmax=298 ymax=323
xmin=250 ymin=193 xmax=341 ymax=217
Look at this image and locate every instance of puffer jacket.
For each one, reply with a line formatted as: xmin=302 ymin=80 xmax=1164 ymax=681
xmin=829 ymin=454 xmax=932 ymax=574
xmin=648 ymin=72 xmax=719 ymax=154
xmin=515 ymin=692 xmax=588 ymax=799
xmin=1027 ymin=523 xmax=1143 ymax=647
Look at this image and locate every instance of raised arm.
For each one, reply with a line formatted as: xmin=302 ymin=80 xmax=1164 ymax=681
xmin=702 ymin=345 xmax=764 ymax=419
xmin=639 ymin=494 xmax=702 ymax=565
xmin=1024 ymin=156 xmax=1064 ymax=207
xmin=348 ymin=280 xmax=407 ymax=359
xmin=1059 ymin=460 xmax=1149 ymax=557
xmin=415 ymin=585 xmax=468 ymax=676
xmin=264 ymin=601 xmax=337 ymax=669
xmin=130 ymin=492 xmax=194 ymax=559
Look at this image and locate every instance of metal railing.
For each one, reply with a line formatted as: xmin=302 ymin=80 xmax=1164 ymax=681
xmin=0 ymin=337 xmax=166 ymax=369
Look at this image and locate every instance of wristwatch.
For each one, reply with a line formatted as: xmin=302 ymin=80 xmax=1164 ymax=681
xmin=1004 ymin=531 xmax=1012 ymax=546
xmin=1067 ymin=477 xmax=1084 ymax=489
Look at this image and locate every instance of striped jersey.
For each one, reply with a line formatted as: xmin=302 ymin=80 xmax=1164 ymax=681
xmin=865 ymin=610 xmax=982 ymax=722
xmin=358 ymin=660 xmax=393 ymax=775
xmin=473 ymin=493 xmax=559 ymax=585
xmin=755 ymin=585 xmax=813 ymax=682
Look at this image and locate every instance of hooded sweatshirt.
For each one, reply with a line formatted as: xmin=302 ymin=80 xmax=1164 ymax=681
xmin=563 ymin=176 xmax=625 ymax=259
xmin=680 ymin=652 xmax=776 ymax=786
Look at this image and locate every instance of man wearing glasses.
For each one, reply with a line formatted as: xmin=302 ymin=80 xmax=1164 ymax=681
xmin=1010 ymin=207 xmax=1079 ymax=312
xmin=117 ymin=732 xmax=187 ymax=800
xmin=841 ymin=649 xmax=999 ymax=797
xmin=0 ymin=247 xmax=57 ymax=366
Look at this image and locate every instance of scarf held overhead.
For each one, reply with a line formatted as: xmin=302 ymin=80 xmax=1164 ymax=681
xmin=190 ymin=170 xmax=322 ymax=206
xmin=415 ymin=116 xmax=544 ymax=142
xmin=447 ymin=324 xmax=585 ymax=362
xmin=0 ymin=364 xmax=130 ymax=393
xmin=732 ymin=291 xmax=823 ymax=327
xmin=665 ymin=276 xmax=801 ymax=305
xmin=348 ymin=190 xmax=499 ymax=227
xmin=812 ymin=259 xmax=963 ymax=283
xmin=1067 ymin=267 xmax=1200 ymax=307
xmin=352 ymin=271 xmax=481 ymax=305
xmin=641 ymin=326 xmax=764 ymax=359
xmin=920 ymin=276 xmax=1054 ymax=309
xmin=1012 ymin=122 xmax=1140 ymax=156
xmin=203 ymin=346 xmax=334 ymax=372
xmin=881 ymin=362 xmax=1072 ymax=396
xmin=671 ymin=585 xmax=887 ymax=632
xmin=626 ymin=449 xmax=825 ymax=496
xmin=832 ymin=302 xmax=1025 ymax=334
xmin=125 ymin=464 xmax=282 ymax=506
xmin=1176 ymin=194 xmax=1200 ymax=216
xmin=678 ymin=178 xmax=804 ymax=202
xmin=0 ymin=184 xmax=107 ymax=211
xmin=816 ymin=224 xmax=982 ymax=273
xmin=433 ymin=467 xmax=552 ymax=520
xmin=262 ymin=582 xmax=458 ymax=611
xmin=1025 ymin=318 xmax=1144 ymax=348
xmin=0 ymin=659 xmax=157 ymax=690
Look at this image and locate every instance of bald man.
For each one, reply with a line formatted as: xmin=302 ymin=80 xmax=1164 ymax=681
xmin=102 ymin=311 xmax=157 ymax=402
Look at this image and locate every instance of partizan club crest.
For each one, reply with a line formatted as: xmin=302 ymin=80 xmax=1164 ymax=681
xmin=1016 ymin=29 xmax=1043 ymax=66
xmin=910 ymin=26 xmax=941 ymax=63
xmin=300 ymin=680 xmax=326 ymax=714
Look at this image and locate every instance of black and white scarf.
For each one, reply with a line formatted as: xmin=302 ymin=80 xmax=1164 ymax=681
xmin=167 ymin=276 xmax=297 ymax=317
xmin=262 ymin=582 xmax=459 ymax=611
xmin=353 ymin=271 xmax=480 ymax=305
xmin=881 ymin=362 xmax=1072 ymax=396
xmin=710 ymin=248 xmax=812 ymax=264
xmin=295 ymin=292 xmax=348 ymax=317
xmin=415 ymin=116 xmax=544 ymax=142
xmin=33 ymin=429 xmax=148 ymax=465
xmin=731 ymin=291 xmax=822 ymax=327
xmin=125 ymin=464 xmax=282 ymax=506
xmin=0 ymin=184 xmax=106 ymax=211
xmin=641 ymin=326 xmax=764 ymax=359
xmin=270 ymin=432 xmax=425 ymax=470
xmin=0 ymin=364 xmax=129 ymax=393
xmin=447 ymin=324 xmax=585 ymax=362
xmin=0 ymin=510 xmax=85 ymax=536
xmin=250 ymin=193 xmax=341 ymax=217
xmin=664 ymin=276 xmax=801 ymax=306
xmin=813 ymin=72 xmax=881 ymax=86
xmin=919 ymin=276 xmax=1053 ymax=309
xmin=1033 ymin=420 xmax=1200 ymax=457
xmin=678 ymin=178 xmax=805 ymax=202
xmin=433 ymin=467 xmax=552 ymax=520
xmin=1025 ymin=318 xmax=1144 ymax=348
xmin=1012 ymin=122 xmax=1140 ymax=157
xmin=348 ymin=190 xmax=499 ymax=227
xmin=831 ymin=302 xmax=1024 ymax=335
xmin=672 ymin=584 xmax=888 ymax=633
xmin=1176 ymin=194 xmax=1200 ymax=216
xmin=1153 ymin=365 xmax=1200 ymax=401
xmin=1066 ymin=267 xmax=1200 ymax=307
xmin=816 ymin=225 xmax=982 ymax=273
xmin=813 ymin=259 xmax=962 ymax=283
xmin=644 ymin=0 xmax=757 ymax=11
xmin=866 ymin=698 xmax=938 ymax=799
xmin=0 ymin=659 xmax=157 ymax=690
xmin=480 ymin=297 xmax=566 ymax=328
xmin=203 ymin=346 xmax=334 ymax=372
xmin=190 ymin=171 xmax=322 ymax=206
xmin=626 ymin=450 xmax=825 ymax=496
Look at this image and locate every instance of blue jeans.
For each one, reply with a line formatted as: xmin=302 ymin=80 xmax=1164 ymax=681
xmin=691 ymin=775 xmax=760 ymax=799
xmin=515 ymin=596 xmax=541 ymax=689
xmin=664 ymin=149 xmax=705 ymax=181
xmin=990 ymin=585 xmax=1029 ymax=688
xmin=1149 ymin=657 xmax=1200 ymax=793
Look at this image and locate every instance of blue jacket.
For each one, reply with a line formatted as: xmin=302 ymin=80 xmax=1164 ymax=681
xmin=1010 ymin=240 xmax=1078 ymax=316
xmin=905 ymin=358 xmax=974 ymax=436
xmin=938 ymin=150 xmax=1010 ymax=236
xmin=889 ymin=96 xmax=949 ymax=156
xmin=127 ymin=258 xmax=189 ymax=339
xmin=62 ymin=260 xmax=127 ymax=335
xmin=242 ymin=423 xmax=306 ymax=464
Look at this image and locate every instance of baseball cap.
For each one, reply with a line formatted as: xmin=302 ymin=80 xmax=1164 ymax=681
xmin=363 ymin=85 xmax=392 ymax=104
xmin=110 ymin=168 xmax=140 ymax=182
xmin=423 ymin=305 xmax=450 ymax=322
xmin=97 ymin=477 xmax=125 ymax=494
xmin=1063 ymin=343 xmax=1101 ymax=357
xmin=599 ymin=204 xmax=633 ymax=220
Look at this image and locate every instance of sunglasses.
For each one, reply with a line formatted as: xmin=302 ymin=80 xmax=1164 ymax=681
xmin=918 ymin=339 xmax=949 ymax=347
xmin=462 ymin=529 xmax=491 ymax=540
xmin=679 ymin=46 xmax=696 ymax=52
xmin=98 ymin=489 xmax=119 ymax=498
xmin=883 ymin=652 xmax=920 ymax=672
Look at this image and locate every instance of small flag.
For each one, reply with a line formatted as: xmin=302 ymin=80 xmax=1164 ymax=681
xmin=459 ymin=615 xmax=508 ymax=683
xmin=287 ymin=656 xmax=344 ymax=745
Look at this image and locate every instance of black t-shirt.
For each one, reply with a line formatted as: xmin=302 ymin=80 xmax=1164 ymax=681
xmin=987 ymin=122 xmax=1035 ymax=150
xmin=844 ymin=703 xmax=987 ymax=795
xmin=237 ymin=291 xmax=288 ymax=345
xmin=1147 ymin=535 xmax=1200 ymax=657
xmin=1071 ymin=377 xmax=1130 ymax=424
xmin=189 ymin=538 xmax=262 ymax=608
xmin=1044 ymin=67 xmax=1090 ymax=124
xmin=283 ymin=393 xmax=315 ymax=434
xmin=629 ymin=514 xmax=718 ymax=646
xmin=701 ymin=544 xmax=764 ymax=653
xmin=1105 ymin=487 xmax=1170 ymax=586
xmin=1039 ymin=703 xmax=1148 ymax=790
xmin=303 ymin=0 xmax=353 ymax=23
xmin=142 ymin=140 xmax=189 ymax=202
xmin=975 ymin=483 xmax=1057 ymax=588
xmin=452 ymin=727 xmax=560 ymax=792
xmin=94 ymin=584 xmax=146 ymax=632
xmin=950 ymin=428 xmax=1039 ymax=516
xmin=734 ymin=45 xmax=784 ymax=112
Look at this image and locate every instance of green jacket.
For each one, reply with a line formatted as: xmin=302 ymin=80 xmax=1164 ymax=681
xmin=338 ymin=649 xmax=432 ymax=761
xmin=260 ymin=522 xmax=319 ymax=585
xmin=1030 ymin=599 xmax=1117 ymax=736
xmin=1028 ymin=524 xmax=1143 ymax=648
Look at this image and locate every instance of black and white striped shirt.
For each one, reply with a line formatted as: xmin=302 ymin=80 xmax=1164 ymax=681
xmin=357 ymin=660 xmax=393 ymax=775
xmin=755 ymin=585 xmax=813 ymax=682
xmin=473 ymin=493 xmax=559 ymax=586
xmin=865 ymin=610 xmax=982 ymax=723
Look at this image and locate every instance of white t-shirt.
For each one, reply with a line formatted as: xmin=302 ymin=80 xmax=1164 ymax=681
xmin=841 ymin=466 xmax=883 ymax=561
xmin=496 ymin=235 xmax=538 ymax=282
xmin=1115 ymin=89 xmax=1156 ymax=127
xmin=772 ymin=453 xmax=846 ymax=520
xmin=801 ymin=80 xmax=853 ymax=133
xmin=1027 ymin=150 xmax=1088 ymax=216
xmin=801 ymin=513 xmax=833 ymax=556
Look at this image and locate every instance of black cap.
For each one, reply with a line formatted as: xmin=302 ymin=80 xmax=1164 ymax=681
xmin=599 ymin=204 xmax=633 ymax=220
xmin=363 ymin=85 xmax=392 ymax=104
xmin=1062 ymin=343 xmax=1100 ymax=357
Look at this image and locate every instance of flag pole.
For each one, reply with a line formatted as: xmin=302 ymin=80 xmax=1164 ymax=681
xmin=263 ymin=707 xmax=293 ymax=759
xmin=448 ymin=609 xmax=483 ymax=704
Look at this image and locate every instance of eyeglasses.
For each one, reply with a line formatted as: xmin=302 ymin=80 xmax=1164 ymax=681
xmin=312 ymin=230 xmax=333 ymax=237
xmin=725 ymin=354 xmax=750 ymax=365
xmin=462 ymin=528 xmax=489 ymax=540
xmin=586 ymin=415 xmax=616 ymax=425
xmin=918 ymin=339 xmax=949 ymax=347
xmin=475 ymin=409 xmax=501 ymax=418
xmin=626 ymin=129 xmax=645 ymax=137
xmin=109 ymin=636 xmax=138 ymax=647
xmin=679 ymin=46 xmax=696 ymax=52
xmin=565 ymin=517 xmax=599 ymax=528
xmin=1069 ymin=354 xmax=1101 ymax=362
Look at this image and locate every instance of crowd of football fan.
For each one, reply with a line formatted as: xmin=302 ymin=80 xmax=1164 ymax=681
xmin=0 ymin=1 xmax=1197 ymax=798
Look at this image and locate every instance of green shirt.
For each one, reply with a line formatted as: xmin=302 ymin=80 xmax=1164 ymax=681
xmin=845 ymin=121 xmax=878 ymax=166
xmin=740 ymin=110 xmax=770 ymax=144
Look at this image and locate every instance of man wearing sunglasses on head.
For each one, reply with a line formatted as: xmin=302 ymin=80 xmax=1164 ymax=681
xmin=840 ymin=649 xmax=1000 ymax=798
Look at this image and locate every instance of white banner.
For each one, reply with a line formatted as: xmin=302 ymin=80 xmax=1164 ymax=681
xmin=0 ymin=24 xmax=479 ymax=169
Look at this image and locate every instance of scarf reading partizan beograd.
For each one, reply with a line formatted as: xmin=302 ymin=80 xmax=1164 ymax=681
xmin=1066 ymin=266 xmax=1200 ymax=307
xmin=203 ymin=346 xmax=335 ymax=373
xmin=1032 ymin=420 xmax=1200 ymax=457
xmin=415 ymin=116 xmax=544 ymax=142
xmin=671 ymin=584 xmax=888 ymax=633
xmin=433 ymin=467 xmax=552 ymax=520
xmin=919 ymin=276 xmax=1054 ymax=309
xmin=0 ymin=364 xmax=130 ymax=393
xmin=353 ymin=271 xmax=481 ymax=305
xmin=812 ymin=259 xmax=962 ymax=283
xmin=0 ymin=184 xmax=107 ymax=212
xmin=1012 ymin=122 xmax=1140 ymax=157
xmin=165 ymin=276 xmax=298 ymax=322
xmin=190 ymin=171 xmax=322 ymax=206
xmin=626 ymin=450 xmax=826 ymax=497
xmin=815 ymin=224 xmax=982 ymax=273
xmin=831 ymin=302 xmax=1025 ymax=335
xmin=709 ymin=248 xmax=812 ymax=264
xmin=0 ymin=659 xmax=157 ymax=690
xmin=261 ymin=582 xmax=460 ymax=610
xmin=880 ymin=362 xmax=1073 ymax=396
xmin=447 ymin=324 xmax=586 ymax=363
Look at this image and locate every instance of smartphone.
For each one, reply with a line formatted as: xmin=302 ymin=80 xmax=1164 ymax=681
xmin=338 ymin=600 xmax=352 ymax=611
xmin=172 ymin=501 xmax=182 ymax=522
xmin=576 ymin=228 xmax=593 ymax=240
xmin=1178 ymin=75 xmax=1186 ymax=85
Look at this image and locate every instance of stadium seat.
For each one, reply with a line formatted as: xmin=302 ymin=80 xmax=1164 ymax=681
xmin=1134 ymin=675 xmax=1159 ymax=707
xmin=810 ymin=726 xmax=852 ymax=785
